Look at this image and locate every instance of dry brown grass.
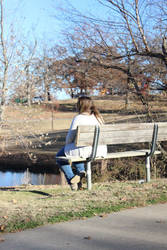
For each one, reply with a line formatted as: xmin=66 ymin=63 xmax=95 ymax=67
xmin=0 ymin=96 xmax=167 ymax=233
xmin=0 ymin=95 xmax=167 ymax=160
xmin=2 ymin=95 xmax=167 ymax=135
xmin=0 ymin=179 xmax=167 ymax=233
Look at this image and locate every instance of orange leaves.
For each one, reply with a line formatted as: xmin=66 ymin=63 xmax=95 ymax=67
xmin=0 ymin=216 xmax=7 ymax=232
xmin=0 ymin=224 xmax=5 ymax=232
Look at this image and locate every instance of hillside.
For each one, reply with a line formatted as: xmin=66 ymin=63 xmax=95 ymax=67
xmin=0 ymin=95 xmax=167 ymax=172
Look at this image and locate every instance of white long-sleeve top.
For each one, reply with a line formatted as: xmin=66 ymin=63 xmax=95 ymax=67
xmin=64 ymin=114 xmax=107 ymax=159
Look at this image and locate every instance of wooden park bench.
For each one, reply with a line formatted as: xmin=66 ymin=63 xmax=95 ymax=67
xmin=56 ymin=122 xmax=167 ymax=190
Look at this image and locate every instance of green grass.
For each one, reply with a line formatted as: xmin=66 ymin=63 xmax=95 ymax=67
xmin=4 ymin=195 xmax=167 ymax=233
xmin=1 ymin=179 xmax=167 ymax=233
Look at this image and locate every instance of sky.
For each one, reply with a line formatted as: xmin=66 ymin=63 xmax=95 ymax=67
xmin=4 ymin=0 xmax=104 ymax=99
xmin=5 ymin=0 xmax=63 ymax=44
xmin=3 ymin=1 xmax=162 ymax=100
xmin=5 ymin=0 xmax=104 ymax=45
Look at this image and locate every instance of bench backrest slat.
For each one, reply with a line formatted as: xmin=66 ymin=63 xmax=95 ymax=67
xmin=75 ymin=122 xmax=167 ymax=147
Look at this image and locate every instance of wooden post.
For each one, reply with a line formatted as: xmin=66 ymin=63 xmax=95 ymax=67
xmin=60 ymin=171 xmax=67 ymax=185
xmin=100 ymin=159 xmax=107 ymax=174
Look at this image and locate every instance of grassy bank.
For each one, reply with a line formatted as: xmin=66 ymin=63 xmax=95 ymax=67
xmin=0 ymin=97 xmax=167 ymax=235
xmin=0 ymin=179 xmax=167 ymax=233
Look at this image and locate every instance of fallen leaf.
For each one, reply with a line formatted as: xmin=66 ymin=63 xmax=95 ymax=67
xmin=84 ymin=236 xmax=91 ymax=240
xmin=99 ymin=214 xmax=107 ymax=218
xmin=121 ymin=197 xmax=127 ymax=201
xmin=0 ymin=225 xmax=5 ymax=231
xmin=156 ymin=220 xmax=165 ymax=224
xmin=12 ymin=199 xmax=17 ymax=204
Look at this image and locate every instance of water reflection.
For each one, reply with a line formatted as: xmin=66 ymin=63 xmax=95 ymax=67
xmin=0 ymin=169 xmax=62 ymax=187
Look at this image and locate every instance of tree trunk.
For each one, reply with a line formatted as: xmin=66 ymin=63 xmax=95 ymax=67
xmin=0 ymin=0 xmax=8 ymax=121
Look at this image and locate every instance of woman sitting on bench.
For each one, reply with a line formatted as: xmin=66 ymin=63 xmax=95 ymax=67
xmin=56 ymin=96 xmax=107 ymax=190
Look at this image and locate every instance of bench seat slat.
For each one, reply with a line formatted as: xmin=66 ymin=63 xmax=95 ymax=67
xmin=105 ymin=150 xmax=161 ymax=159
xmin=56 ymin=150 xmax=161 ymax=163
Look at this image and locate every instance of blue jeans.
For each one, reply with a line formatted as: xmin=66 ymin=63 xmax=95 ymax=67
xmin=56 ymin=147 xmax=85 ymax=184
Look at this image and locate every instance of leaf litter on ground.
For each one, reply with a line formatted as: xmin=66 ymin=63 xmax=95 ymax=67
xmin=0 ymin=179 xmax=167 ymax=233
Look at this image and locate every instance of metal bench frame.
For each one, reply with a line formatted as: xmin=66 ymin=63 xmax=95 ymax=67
xmin=56 ymin=124 xmax=160 ymax=190
xmin=84 ymin=124 xmax=158 ymax=190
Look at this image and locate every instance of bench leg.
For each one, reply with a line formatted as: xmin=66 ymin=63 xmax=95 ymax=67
xmin=86 ymin=161 xmax=92 ymax=190
xmin=146 ymin=156 xmax=151 ymax=182
xmin=60 ymin=170 xmax=67 ymax=185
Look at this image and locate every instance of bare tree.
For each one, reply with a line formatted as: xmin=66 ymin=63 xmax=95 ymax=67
xmin=53 ymin=0 xmax=167 ymax=109
xmin=95 ymin=0 xmax=167 ymax=67
xmin=34 ymin=46 xmax=64 ymax=102
xmin=0 ymin=0 xmax=9 ymax=121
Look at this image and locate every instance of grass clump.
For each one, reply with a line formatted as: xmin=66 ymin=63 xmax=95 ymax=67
xmin=0 ymin=179 xmax=167 ymax=233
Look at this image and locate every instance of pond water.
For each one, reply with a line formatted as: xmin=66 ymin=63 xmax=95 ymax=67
xmin=0 ymin=169 xmax=62 ymax=187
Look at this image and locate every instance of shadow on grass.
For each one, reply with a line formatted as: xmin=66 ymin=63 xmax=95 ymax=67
xmin=28 ymin=190 xmax=52 ymax=197
xmin=58 ymin=103 xmax=76 ymax=112
xmin=0 ymin=187 xmax=52 ymax=198
xmin=0 ymin=187 xmax=20 ymax=191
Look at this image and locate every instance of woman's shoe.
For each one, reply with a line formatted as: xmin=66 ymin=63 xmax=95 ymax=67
xmin=70 ymin=183 xmax=78 ymax=191
xmin=79 ymin=171 xmax=86 ymax=178
xmin=78 ymin=171 xmax=86 ymax=190
xmin=70 ymin=175 xmax=80 ymax=191
xmin=70 ymin=175 xmax=80 ymax=184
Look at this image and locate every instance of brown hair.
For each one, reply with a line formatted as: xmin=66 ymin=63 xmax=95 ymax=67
xmin=77 ymin=96 xmax=104 ymax=124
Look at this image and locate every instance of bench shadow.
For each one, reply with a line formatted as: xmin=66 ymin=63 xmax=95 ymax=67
xmin=28 ymin=190 xmax=52 ymax=197
xmin=0 ymin=187 xmax=52 ymax=198
xmin=0 ymin=187 xmax=20 ymax=191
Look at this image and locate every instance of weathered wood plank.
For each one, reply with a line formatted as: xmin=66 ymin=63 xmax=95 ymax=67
xmin=56 ymin=150 xmax=161 ymax=163
xmin=104 ymin=150 xmax=161 ymax=159
xmin=75 ymin=123 xmax=167 ymax=146
xmin=77 ymin=130 xmax=154 ymax=146
xmin=76 ymin=122 xmax=167 ymax=132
